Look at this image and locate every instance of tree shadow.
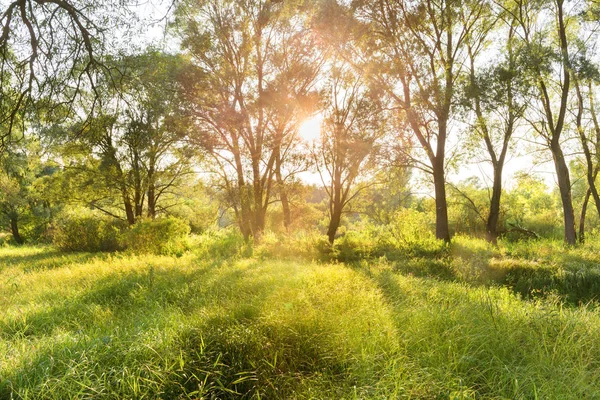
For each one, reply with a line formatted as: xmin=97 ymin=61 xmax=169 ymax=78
xmin=2 ymin=258 xmax=360 ymax=399
xmin=0 ymin=248 xmax=107 ymax=273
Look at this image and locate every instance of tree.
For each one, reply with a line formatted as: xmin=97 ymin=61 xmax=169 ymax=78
xmin=313 ymin=61 xmax=391 ymax=243
xmin=56 ymin=50 xmax=194 ymax=224
xmin=511 ymin=0 xmax=577 ymax=244
xmin=0 ymin=0 xmax=133 ymax=144
xmin=353 ymin=0 xmax=487 ymax=242
xmin=176 ymin=0 xmax=321 ymax=240
xmin=461 ymin=3 xmax=526 ymax=244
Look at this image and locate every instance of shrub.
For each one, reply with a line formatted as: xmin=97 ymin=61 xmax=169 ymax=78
xmin=334 ymin=229 xmax=376 ymax=262
xmin=194 ymin=228 xmax=250 ymax=259
xmin=375 ymin=209 xmax=446 ymax=259
xmin=122 ymin=217 xmax=191 ymax=256
xmin=52 ymin=209 xmax=127 ymax=252
xmin=253 ymin=230 xmax=332 ymax=261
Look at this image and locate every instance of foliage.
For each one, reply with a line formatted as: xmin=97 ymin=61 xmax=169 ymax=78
xmin=121 ymin=217 xmax=191 ymax=256
xmin=52 ymin=209 xmax=128 ymax=252
xmin=503 ymin=172 xmax=562 ymax=239
xmin=175 ymin=0 xmax=322 ymax=239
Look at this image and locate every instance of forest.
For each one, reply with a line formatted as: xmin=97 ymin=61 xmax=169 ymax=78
xmin=2 ymin=0 xmax=600 ymax=398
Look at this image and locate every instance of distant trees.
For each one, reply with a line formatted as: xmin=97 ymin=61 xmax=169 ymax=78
xmin=57 ymin=51 xmax=194 ymax=224
xmin=0 ymin=138 xmax=54 ymax=244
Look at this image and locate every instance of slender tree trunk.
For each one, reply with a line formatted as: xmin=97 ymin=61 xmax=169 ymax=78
xmin=275 ymin=153 xmax=291 ymax=231
xmin=147 ymin=185 xmax=156 ymax=219
xmin=124 ymin=197 xmax=135 ymax=225
xmin=239 ymin=185 xmax=253 ymax=242
xmin=551 ymin=142 xmax=577 ymax=244
xmin=134 ymin=191 xmax=143 ymax=218
xmin=146 ymin=165 xmax=156 ymax=219
xmin=10 ymin=215 xmax=23 ymax=245
xmin=105 ymin=139 xmax=135 ymax=224
xmin=279 ymin=181 xmax=291 ymax=231
xmin=233 ymin=144 xmax=253 ymax=242
xmin=433 ymin=158 xmax=450 ymax=242
xmin=132 ymin=149 xmax=144 ymax=218
xmin=486 ymin=165 xmax=503 ymax=245
xmin=327 ymin=201 xmax=343 ymax=244
xmin=253 ymin=203 xmax=266 ymax=241
xmin=579 ymin=188 xmax=591 ymax=244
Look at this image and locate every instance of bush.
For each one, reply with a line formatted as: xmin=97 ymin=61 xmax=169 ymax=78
xmin=375 ymin=209 xmax=446 ymax=259
xmin=193 ymin=228 xmax=251 ymax=259
xmin=121 ymin=217 xmax=191 ymax=256
xmin=333 ymin=229 xmax=377 ymax=262
xmin=253 ymin=230 xmax=332 ymax=261
xmin=52 ymin=209 xmax=127 ymax=252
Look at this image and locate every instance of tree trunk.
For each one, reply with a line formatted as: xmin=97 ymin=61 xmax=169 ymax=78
xmin=280 ymin=187 xmax=291 ymax=231
xmin=275 ymin=154 xmax=291 ymax=231
xmin=579 ymin=188 xmax=591 ymax=244
xmin=236 ymin=204 xmax=253 ymax=242
xmin=252 ymin=206 xmax=266 ymax=242
xmin=551 ymin=142 xmax=577 ymax=245
xmin=147 ymin=162 xmax=156 ymax=219
xmin=239 ymin=187 xmax=253 ymax=242
xmin=486 ymin=165 xmax=503 ymax=245
xmin=147 ymin=183 xmax=156 ymax=219
xmin=327 ymin=202 xmax=343 ymax=244
xmin=147 ymin=189 xmax=156 ymax=219
xmin=10 ymin=215 xmax=23 ymax=245
xmin=133 ymin=149 xmax=144 ymax=219
xmin=124 ymin=197 xmax=135 ymax=225
xmin=433 ymin=160 xmax=450 ymax=242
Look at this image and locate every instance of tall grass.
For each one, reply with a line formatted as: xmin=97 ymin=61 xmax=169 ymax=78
xmin=2 ymin=239 xmax=600 ymax=398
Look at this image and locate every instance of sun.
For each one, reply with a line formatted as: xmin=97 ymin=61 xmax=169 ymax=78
xmin=298 ymin=114 xmax=323 ymax=143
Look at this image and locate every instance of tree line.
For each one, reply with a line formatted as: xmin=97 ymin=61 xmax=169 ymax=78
xmin=2 ymin=0 xmax=600 ymax=246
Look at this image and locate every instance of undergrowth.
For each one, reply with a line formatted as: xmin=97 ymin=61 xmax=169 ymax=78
xmin=2 ymin=238 xmax=600 ymax=398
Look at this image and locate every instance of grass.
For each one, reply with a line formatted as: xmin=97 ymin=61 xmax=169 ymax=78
xmin=1 ymin=237 xmax=600 ymax=398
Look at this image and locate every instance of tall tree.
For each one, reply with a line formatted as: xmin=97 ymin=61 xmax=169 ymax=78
xmin=314 ymin=61 xmax=391 ymax=243
xmin=353 ymin=0 xmax=486 ymax=242
xmin=177 ymin=0 xmax=320 ymax=240
xmin=461 ymin=4 xmax=525 ymax=244
xmin=511 ymin=0 xmax=577 ymax=244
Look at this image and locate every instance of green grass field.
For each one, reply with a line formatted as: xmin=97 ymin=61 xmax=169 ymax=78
xmin=2 ymin=238 xmax=600 ymax=399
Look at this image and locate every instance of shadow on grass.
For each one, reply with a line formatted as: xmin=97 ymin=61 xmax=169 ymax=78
xmin=0 ymin=248 xmax=106 ymax=273
xmin=1 ymin=258 xmax=295 ymax=399
xmin=2 ymin=257 xmax=374 ymax=399
xmin=353 ymin=235 xmax=600 ymax=307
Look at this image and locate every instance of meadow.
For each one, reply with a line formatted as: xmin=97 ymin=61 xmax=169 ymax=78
xmin=2 ymin=233 xmax=600 ymax=399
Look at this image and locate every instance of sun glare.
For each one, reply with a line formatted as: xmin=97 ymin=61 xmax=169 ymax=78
xmin=298 ymin=114 xmax=323 ymax=143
